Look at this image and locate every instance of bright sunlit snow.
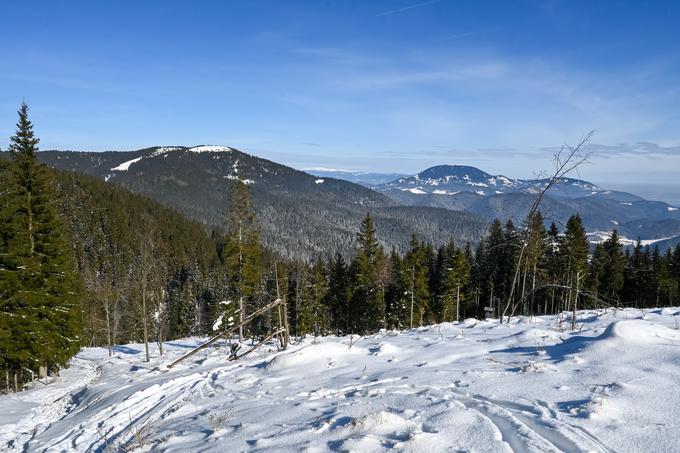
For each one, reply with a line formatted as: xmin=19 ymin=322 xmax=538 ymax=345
xmin=111 ymin=156 xmax=143 ymax=171
xmin=2 ymin=308 xmax=680 ymax=452
xmin=189 ymin=145 xmax=233 ymax=153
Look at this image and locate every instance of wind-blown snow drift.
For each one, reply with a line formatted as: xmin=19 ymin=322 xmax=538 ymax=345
xmin=2 ymin=308 xmax=680 ymax=452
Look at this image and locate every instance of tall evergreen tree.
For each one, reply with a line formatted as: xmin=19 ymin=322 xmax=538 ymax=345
xmin=222 ymin=180 xmax=263 ymax=340
xmin=560 ymin=214 xmax=589 ymax=312
xmin=440 ymin=240 xmax=471 ymax=322
xmin=523 ymin=212 xmax=547 ymax=315
xmin=325 ymin=253 xmax=351 ymax=333
xmin=591 ymin=230 xmax=625 ymax=302
xmin=385 ymin=248 xmax=407 ymax=329
xmin=544 ymin=222 xmax=561 ymax=314
xmin=403 ymin=235 xmax=430 ymax=327
xmin=349 ymin=214 xmax=384 ymax=333
xmin=0 ymin=103 xmax=83 ymax=385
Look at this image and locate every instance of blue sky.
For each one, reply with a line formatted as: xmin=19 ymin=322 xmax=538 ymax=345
xmin=1 ymin=0 xmax=679 ymax=199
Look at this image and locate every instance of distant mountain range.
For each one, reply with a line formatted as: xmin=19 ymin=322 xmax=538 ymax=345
xmin=306 ymin=169 xmax=409 ymax=186
xmin=4 ymin=146 xmax=676 ymax=256
xmin=310 ymin=164 xmax=680 ymax=249
xmin=26 ymin=146 xmax=486 ymax=260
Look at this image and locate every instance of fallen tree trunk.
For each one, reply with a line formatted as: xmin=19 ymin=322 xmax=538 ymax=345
xmin=167 ymin=299 xmax=284 ymax=368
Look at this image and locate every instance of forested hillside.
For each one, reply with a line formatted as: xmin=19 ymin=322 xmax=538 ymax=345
xmin=33 ymin=147 xmax=488 ymax=259
xmin=53 ymin=170 xmax=223 ymax=346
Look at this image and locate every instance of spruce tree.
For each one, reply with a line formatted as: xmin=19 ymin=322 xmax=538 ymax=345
xmin=0 ymin=103 xmax=83 ymax=385
xmin=591 ymin=230 xmax=625 ymax=302
xmin=544 ymin=222 xmax=561 ymax=314
xmin=401 ymin=235 xmax=430 ymax=327
xmin=325 ymin=253 xmax=351 ymax=333
xmin=479 ymin=219 xmax=505 ymax=317
xmin=560 ymin=214 xmax=589 ymax=316
xmin=385 ymin=248 xmax=407 ymax=329
xmin=349 ymin=213 xmax=384 ymax=333
xmin=440 ymin=240 xmax=470 ymax=322
xmin=524 ymin=212 xmax=547 ymax=315
xmin=222 ymin=180 xmax=263 ymax=340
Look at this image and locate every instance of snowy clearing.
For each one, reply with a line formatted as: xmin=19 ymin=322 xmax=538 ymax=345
xmin=2 ymin=308 xmax=680 ymax=452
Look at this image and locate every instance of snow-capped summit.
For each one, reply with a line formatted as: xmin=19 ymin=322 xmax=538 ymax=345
xmin=382 ymin=164 xmax=521 ymax=196
xmin=378 ymin=164 xmax=621 ymax=199
xmin=188 ymin=145 xmax=234 ymax=153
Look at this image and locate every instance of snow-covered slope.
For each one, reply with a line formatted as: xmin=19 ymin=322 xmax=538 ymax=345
xmin=3 ymin=308 xmax=680 ymax=452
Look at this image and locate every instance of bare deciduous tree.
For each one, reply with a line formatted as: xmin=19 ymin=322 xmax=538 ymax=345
xmin=501 ymin=132 xmax=593 ymax=323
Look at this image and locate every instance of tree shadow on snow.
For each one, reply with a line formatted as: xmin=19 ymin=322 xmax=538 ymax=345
xmin=489 ymin=333 xmax=598 ymax=364
xmin=114 ymin=345 xmax=142 ymax=355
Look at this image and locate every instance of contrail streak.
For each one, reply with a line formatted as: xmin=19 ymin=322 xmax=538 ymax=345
xmin=376 ymin=0 xmax=443 ymax=17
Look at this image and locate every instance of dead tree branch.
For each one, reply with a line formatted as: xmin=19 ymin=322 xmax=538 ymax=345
xmin=501 ymin=132 xmax=593 ymax=323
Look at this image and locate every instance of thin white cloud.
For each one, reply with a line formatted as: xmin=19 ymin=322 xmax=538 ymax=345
xmin=375 ymin=0 xmax=443 ymax=17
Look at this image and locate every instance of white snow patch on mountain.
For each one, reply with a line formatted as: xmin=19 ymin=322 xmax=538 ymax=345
xmin=669 ymin=207 xmax=678 ymax=212
xmin=111 ymin=156 xmax=143 ymax=171
xmin=154 ymin=146 xmax=183 ymax=155
xmin=189 ymin=145 xmax=233 ymax=153
xmin=315 ymin=179 xmax=325 ymax=184
xmin=3 ymin=308 xmax=680 ymax=452
xmin=403 ymin=187 xmax=426 ymax=194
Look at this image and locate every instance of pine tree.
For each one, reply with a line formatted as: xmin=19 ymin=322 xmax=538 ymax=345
xmin=0 ymin=103 xmax=83 ymax=385
xmin=310 ymin=260 xmax=328 ymax=335
xmin=440 ymin=240 xmax=470 ymax=322
xmin=479 ymin=219 xmax=505 ymax=318
xmin=402 ymin=235 xmax=430 ymax=327
xmin=622 ymin=240 xmax=646 ymax=306
xmin=544 ymin=222 xmax=561 ymax=314
xmin=222 ymin=180 xmax=263 ymax=340
xmin=523 ymin=212 xmax=547 ymax=315
xmin=385 ymin=248 xmax=407 ymax=329
xmin=349 ymin=213 xmax=384 ymax=333
xmin=591 ymin=230 xmax=625 ymax=302
xmin=325 ymin=253 xmax=351 ymax=333
xmin=560 ymin=214 xmax=589 ymax=315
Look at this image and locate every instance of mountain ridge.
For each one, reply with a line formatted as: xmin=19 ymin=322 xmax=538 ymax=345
xmin=371 ymin=164 xmax=679 ymax=243
xmin=20 ymin=146 xmax=488 ymax=260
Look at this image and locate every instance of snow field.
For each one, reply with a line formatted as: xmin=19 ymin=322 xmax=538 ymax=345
xmin=2 ymin=308 xmax=680 ymax=452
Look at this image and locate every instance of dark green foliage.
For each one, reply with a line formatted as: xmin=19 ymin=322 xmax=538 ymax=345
xmin=325 ymin=254 xmax=351 ymax=333
xmin=32 ymin=147 xmax=488 ymax=261
xmin=54 ymin=170 xmax=220 ymax=345
xmin=221 ymin=180 xmax=264 ymax=335
xmin=591 ymin=231 xmax=626 ymax=301
xmin=438 ymin=240 xmax=471 ymax=322
xmin=402 ymin=236 xmax=430 ymax=327
xmin=0 ymin=104 xmax=83 ymax=385
xmin=348 ymin=214 xmax=385 ymax=333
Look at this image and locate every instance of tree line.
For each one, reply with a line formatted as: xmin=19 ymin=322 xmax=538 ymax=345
xmin=276 ymin=212 xmax=680 ymax=337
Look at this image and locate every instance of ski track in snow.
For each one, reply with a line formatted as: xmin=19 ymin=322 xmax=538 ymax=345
xmin=2 ymin=308 xmax=680 ymax=452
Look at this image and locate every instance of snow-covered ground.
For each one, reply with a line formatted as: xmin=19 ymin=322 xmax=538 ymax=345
xmin=3 ymin=308 xmax=680 ymax=452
